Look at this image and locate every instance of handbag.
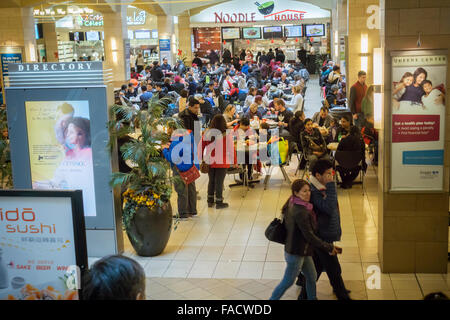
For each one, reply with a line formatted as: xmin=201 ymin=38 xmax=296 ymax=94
xmin=265 ymin=216 xmax=287 ymax=245
xmin=177 ymin=165 xmax=200 ymax=185
xmin=200 ymin=161 xmax=209 ymax=174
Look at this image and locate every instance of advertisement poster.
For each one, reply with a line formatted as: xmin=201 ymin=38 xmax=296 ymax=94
xmin=391 ymin=53 xmax=447 ymax=191
xmin=25 ymin=101 xmax=97 ymax=216
xmin=0 ymin=196 xmax=79 ymax=300
xmin=159 ymin=39 xmax=171 ymax=65
xmin=1 ymin=53 xmax=22 ymax=84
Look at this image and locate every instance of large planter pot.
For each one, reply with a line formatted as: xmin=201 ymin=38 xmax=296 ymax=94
xmin=126 ymin=202 xmax=173 ymax=257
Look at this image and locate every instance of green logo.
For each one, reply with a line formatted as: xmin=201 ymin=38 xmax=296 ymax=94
xmin=254 ymin=1 xmax=275 ymax=15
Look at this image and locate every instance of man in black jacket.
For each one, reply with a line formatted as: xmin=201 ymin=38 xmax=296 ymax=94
xmin=178 ymin=97 xmax=201 ymax=139
xmin=150 ymin=61 xmax=164 ymax=82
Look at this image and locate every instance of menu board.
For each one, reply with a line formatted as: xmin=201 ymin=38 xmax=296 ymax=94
xmin=25 ymin=100 xmax=97 ymax=217
xmin=390 ymin=53 xmax=447 ymax=191
xmin=242 ymin=27 xmax=261 ymax=39
xmin=0 ymin=190 xmax=87 ymax=300
xmin=284 ymin=25 xmax=303 ymax=38
xmin=305 ymin=24 xmax=325 ymax=37
xmin=135 ymin=30 xmax=151 ymax=39
xmin=222 ymin=27 xmax=240 ymax=40
xmin=263 ymin=26 xmax=283 ymax=39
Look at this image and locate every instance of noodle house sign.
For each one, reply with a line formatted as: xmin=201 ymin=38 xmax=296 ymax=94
xmin=191 ymin=0 xmax=330 ymax=24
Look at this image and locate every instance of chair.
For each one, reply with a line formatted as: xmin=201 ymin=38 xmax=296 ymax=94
xmin=334 ymin=150 xmax=366 ymax=194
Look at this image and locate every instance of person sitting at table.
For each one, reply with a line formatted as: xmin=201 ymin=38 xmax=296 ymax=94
xmin=172 ymin=75 xmax=185 ymax=94
xmin=300 ymin=118 xmax=330 ymax=171
xmin=288 ymin=110 xmax=305 ymax=152
xmin=203 ymin=82 xmax=215 ymax=96
xmin=223 ymin=104 xmax=239 ymax=128
xmin=245 ymin=103 xmax=263 ymax=120
xmin=229 ymin=82 xmax=240 ymax=100
xmin=285 ymin=85 xmax=304 ymax=114
xmin=244 ymin=87 xmax=257 ymax=110
xmin=335 ymin=125 xmax=366 ymax=189
xmin=176 ymin=89 xmax=188 ymax=113
xmin=254 ymin=94 xmax=270 ymax=112
xmin=335 ymin=115 xmax=353 ymax=142
xmin=326 ymin=85 xmax=346 ymax=109
xmin=311 ymin=106 xmax=334 ymax=136
xmin=280 ymin=73 xmax=290 ymax=86
xmin=274 ymin=99 xmax=294 ymax=132
xmin=235 ymin=117 xmax=256 ymax=184
xmin=139 ymin=85 xmax=153 ymax=109
xmin=125 ymin=83 xmax=137 ymax=99
xmin=154 ymin=82 xmax=166 ymax=100
xmin=188 ymin=77 xmax=197 ymax=96
xmin=326 ymin=118 xmax=339 ymax=144
xmin=212 ymin=88 xmax=226 ymax=114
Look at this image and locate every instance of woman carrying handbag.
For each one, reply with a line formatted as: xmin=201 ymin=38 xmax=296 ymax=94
xmin=270 ymin=179 xmax=340 ymax=300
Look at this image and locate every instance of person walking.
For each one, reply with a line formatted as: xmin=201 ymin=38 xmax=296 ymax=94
xmin=349 ymin=70 xmax=367 ymax=129
xmin=199 ymin=114 xmax=236 ymax=209
xmin=270 ymin=179 xmax=339 ymax=300
xmin=297 ymin=159 xmax=351 ymax=300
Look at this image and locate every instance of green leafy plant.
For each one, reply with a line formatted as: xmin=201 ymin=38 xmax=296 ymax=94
xmin=0 ymin=107 xmax=12 ymax=189
xmin=108 ymin=95 xmax=183 ymax=238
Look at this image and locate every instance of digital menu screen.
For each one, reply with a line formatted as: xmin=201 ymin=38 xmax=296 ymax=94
xmin=222 ymin=27 xmax=240 ymax=40
xmin=242 ymin=27 xmax=261 ymax=39
xmin=284 ymin=25 xmax=303 ymax=38
xmin=305 ymin=24 xmax=325 ymax=37
xmin=85 ymin=31 xmax=100 ymax=41
xmin=263 ymin=26 xmax=283 ymax=39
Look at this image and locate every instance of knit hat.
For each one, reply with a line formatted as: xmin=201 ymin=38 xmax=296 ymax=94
xmin=174 ymin=75 xmax=181 ymax=82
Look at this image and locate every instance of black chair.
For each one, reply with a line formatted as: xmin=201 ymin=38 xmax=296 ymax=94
xmin=334 ymin=150 xmax=365 ymax=194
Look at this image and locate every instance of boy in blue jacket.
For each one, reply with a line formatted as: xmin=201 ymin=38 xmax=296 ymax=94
xmin=162 ymin=126 xmax=199 ymax=219
xmin=297 ymin=159 xmax=350 ymax=300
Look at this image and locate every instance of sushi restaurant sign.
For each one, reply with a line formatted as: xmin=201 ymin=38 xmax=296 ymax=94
xmin=190 ymin=0 xmax=330 ymax=24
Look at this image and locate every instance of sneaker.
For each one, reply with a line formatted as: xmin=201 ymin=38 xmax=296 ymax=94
xmin=215 ymin=202 xmax=229 ymax=209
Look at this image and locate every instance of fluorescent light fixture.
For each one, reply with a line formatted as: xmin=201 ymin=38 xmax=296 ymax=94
xmin=361 ymin=33 xmax=368 ymax=53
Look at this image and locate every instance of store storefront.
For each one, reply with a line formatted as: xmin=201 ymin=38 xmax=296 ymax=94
xmin=33 ymin=5 xmax=158 ymax=64
xmin=190 ymin=0 xmax=331 ymax=64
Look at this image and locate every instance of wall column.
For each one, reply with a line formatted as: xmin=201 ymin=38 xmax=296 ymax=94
xmin=378 ymin=0 xmax=450 ymax=273
xmin=176 ymin=15 xmax=193 ymax=67
xmin=347 ymin=0 xmax=380 ymax=86
xmin=157 ymin=15 xmax=175 ymax=66
xmin=42 ymin=22 xmax=58 ymax=62
xmin=0 ymin=7 xmax=37 ymax=62
xmin=103 ymin=6 xmax=129 ymax=87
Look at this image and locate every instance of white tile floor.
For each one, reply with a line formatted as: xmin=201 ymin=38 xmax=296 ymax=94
xmin=89 ymin=75 xmax=450 ymax=300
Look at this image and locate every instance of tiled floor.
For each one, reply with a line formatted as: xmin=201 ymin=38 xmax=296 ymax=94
xmin=90 ymin=76 xmax=450 ymax=300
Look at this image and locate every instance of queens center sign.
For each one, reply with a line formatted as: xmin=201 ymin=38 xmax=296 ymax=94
xmin=190 ymin=0 xmax=330 ymax=24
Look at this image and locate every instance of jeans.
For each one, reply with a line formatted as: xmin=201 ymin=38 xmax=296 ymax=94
xmin=173 ymin=171 xmax=197 ymax=215
xmin=270 ymin=252 xmax=317 ymax=300
xmin=298 ymin=248 xmax=349 ymax=300
xmin=207 ymin=167 xmax=227 ymax=203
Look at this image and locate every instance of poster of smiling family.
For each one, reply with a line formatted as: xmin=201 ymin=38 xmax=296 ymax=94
xmin=391 ymin=52 xmax=447 ymax=191
xmin=25 ymin=100 xmax=97 ymax=216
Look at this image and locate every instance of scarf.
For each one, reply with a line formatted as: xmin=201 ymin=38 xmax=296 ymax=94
xmin=289 ymin=195 xmax=317 ymax=225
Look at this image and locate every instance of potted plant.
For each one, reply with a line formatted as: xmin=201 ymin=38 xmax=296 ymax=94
xmin=108 ymin=95 xmax=182 ymax=257
xmin=0 ymin=107 xmax=12 ymax=189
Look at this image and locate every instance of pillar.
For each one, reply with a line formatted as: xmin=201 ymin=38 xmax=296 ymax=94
xmin=347 ymin=0 xmax=380 ymax=87
xmin=42 ymin=22 xmax=58 ymax=62
xmin=103 ymin=6 xmax=129 ymax=87
xmin=176 ymin=15 xmax=193 ymax=67
xmin=0 ymin=7 xmax=37 ymax=62
xmin=157 ymin=15 xmax=175 ymax=66
xmin=377 ymin=0 xmax=450 ymax=273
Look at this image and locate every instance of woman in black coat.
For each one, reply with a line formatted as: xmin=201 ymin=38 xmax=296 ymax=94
xmin=336 ymin=125 xmax=366 ymax=189
xmin=270 ymin=179 xmax=338 ymax=300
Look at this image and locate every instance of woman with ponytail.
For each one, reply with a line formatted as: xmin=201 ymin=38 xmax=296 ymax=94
xmin=270 ymin=179 xmax=339 ymax=300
